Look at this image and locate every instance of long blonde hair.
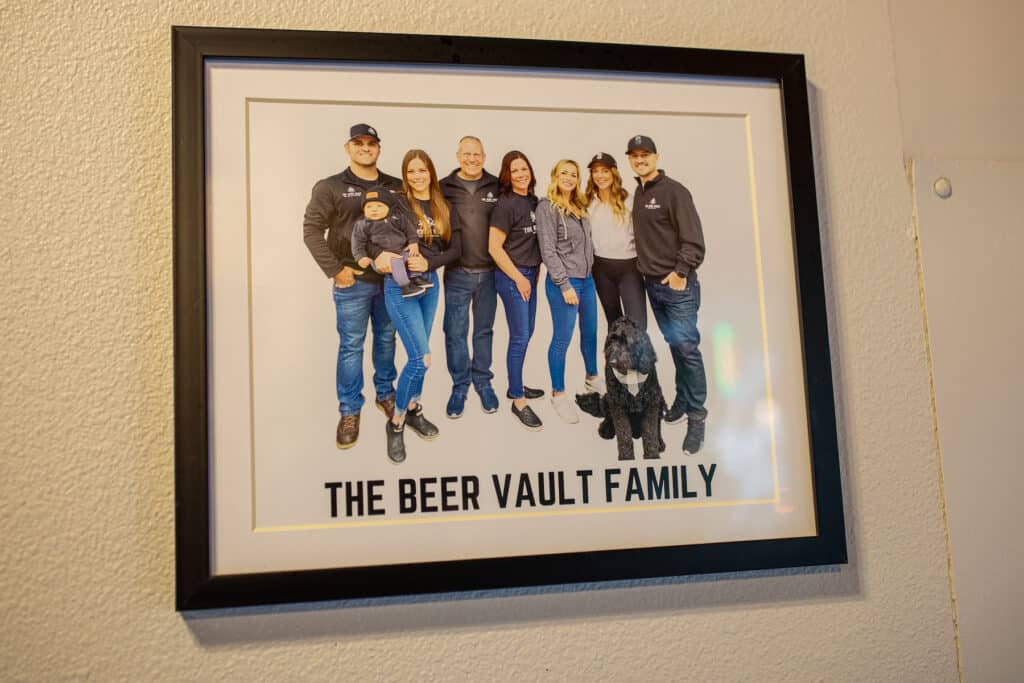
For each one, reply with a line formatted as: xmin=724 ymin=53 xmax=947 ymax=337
xmin=585 ymin=163 xmax=629 ymax=224
xmin=402 ymin=149 xmax=451 ymax=244
xmin=546 ymin=159 xmax=589 ymax=218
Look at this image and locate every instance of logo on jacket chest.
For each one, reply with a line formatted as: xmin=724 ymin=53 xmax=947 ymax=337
xmin=342 ymin=186 xmax=361 ymax=199
xmin=482 ymin=191 xmax=497 ymax=204
xmin=644 ymin=196 xmax=661 ymax=210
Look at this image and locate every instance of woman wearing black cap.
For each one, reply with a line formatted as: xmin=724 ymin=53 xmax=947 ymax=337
xmin=585 ymin=152 xmax=646 ymax=330
xmin=488 ymin=151 xmax=544 ymax=430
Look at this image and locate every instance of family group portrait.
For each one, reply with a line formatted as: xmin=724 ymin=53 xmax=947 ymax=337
xmin=303 ymin=122 xmax=709 ymax=466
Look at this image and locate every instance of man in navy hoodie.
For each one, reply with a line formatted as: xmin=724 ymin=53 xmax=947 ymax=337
xmin=303 ymin=123 xmax=402 ymax=450
xmin=627 ymin=134 xmax=708 ymax=455
xmin=438 ymin=136 xmax=502 ymax=418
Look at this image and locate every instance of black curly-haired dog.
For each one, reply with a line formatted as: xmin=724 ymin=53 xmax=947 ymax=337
xmin=578 ymin=317 xmax=666 ymax=460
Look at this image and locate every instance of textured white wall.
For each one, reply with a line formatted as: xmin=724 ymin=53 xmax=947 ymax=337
xmin=890 ymin=0 xmax=1024 ymax=161
xmin=0 ymin=1 xmax=957 ymax=680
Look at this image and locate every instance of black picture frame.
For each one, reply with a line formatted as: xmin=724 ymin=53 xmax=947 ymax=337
xmin=173 ymin=25 xmax=844 ymax=611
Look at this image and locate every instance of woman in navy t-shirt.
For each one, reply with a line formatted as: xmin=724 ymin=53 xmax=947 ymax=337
xmin=488 ymin=150 xmax=544 ymax=431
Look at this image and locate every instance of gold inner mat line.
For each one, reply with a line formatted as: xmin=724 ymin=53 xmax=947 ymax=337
xmin=256 ymin=496 xmax=781 ymax=532
xmin=744 ymin=115 xmax=781 ymax=498
xmin=245 ymin=95 xmax=258 ymax=527
xmin=248 ymin=96 xmax=749 ymax=119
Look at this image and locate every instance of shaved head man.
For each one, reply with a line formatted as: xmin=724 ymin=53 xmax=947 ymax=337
xmin=438 ymin=136 xmax=503 ymax=417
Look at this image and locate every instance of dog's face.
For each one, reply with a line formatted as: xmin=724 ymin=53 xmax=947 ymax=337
xmin=604 ymin=317 xmax=657 ymax=395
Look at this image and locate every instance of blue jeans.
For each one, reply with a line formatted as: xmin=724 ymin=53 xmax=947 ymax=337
xmin=443 ymin=268 xmax=497 ymax=395
xmin=333 ymin=279 xmax=397 ymax=416
xmin=495 ymin=266 xmax=538 ymax=399
xmin=645 ymin=276 xmax=707 ymax=417
xmin=385 ymin=271 xmax=440 ymax=418
xmin=545 ymin=275 xmax=598 ymax=392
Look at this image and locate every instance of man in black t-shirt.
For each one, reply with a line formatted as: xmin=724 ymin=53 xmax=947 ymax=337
xmin=302 ymin=123 xmax=402 ymax=450
xmin=438 ymin=136 xmax=502 ymax=418
xmin=627 ymin=134 xmax=708 ymax=455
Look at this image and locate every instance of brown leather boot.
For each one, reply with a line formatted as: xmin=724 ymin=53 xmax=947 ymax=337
xmin=375 ymin=396 xmax=396 ymax=419
xmin=336 ymin=413 xmax=360 ymax=449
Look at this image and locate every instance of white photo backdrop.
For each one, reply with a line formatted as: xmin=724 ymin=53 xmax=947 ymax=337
xmin=205 ymin=60 xmax=814 ymax=575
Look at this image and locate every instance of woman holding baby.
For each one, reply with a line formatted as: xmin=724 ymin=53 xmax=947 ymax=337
xmin=368 ymin=149 xmax=461 ymax=464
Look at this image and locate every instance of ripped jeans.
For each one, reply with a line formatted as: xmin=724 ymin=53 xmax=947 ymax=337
xmin=384 ymin=271 xmax=440 ymax=417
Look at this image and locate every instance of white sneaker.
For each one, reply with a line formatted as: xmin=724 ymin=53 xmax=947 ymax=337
xmin=551 ymin=393 xmax=579 ymax=423
xmin=584 ymin=376 xmax=606 ymax=395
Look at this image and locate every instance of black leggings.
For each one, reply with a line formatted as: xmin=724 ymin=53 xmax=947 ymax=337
xmin=592 ymin=256 xmax=647 ymax=330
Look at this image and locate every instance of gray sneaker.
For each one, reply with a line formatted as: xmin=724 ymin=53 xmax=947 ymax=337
xmin=551 ymin=393 xmax=579 ymax=424
xmin=584 ymin=376 xmax=606 ymax=395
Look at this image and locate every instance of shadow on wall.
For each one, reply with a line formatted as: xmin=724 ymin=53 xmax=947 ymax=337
xmin=184 ymin=562 xmax=857 ymax=646
xmin=182 ymin=80 xmax=863 ymax=648
xmin=804 ymin=80 xmax=859 ymax=594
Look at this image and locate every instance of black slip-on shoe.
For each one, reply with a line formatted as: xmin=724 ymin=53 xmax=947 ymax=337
xmin=511 ymin=403 xmax=543 ymax=431
xmin=507 ymin=385 xmax=545 ymax=400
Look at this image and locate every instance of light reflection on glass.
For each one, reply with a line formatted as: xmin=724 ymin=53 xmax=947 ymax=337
xmin=712 ymin=322 xmax=737 ymax=397
xmin=775 ymin=486 xmax=795 ymax=513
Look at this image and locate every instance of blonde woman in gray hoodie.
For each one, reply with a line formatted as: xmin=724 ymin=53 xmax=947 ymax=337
xmin=535 ymin=159 xmax=602 ymax=424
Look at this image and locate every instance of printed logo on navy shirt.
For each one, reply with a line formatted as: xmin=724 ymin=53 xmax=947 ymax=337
xmin=521 ymin=211 xmax=537 ymax=234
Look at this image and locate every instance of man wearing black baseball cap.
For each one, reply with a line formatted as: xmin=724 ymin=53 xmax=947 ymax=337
xmin=626 ymin=134 xmax=708 ymax=455
xmin=302 ymin=123 xmax=403 ymax=450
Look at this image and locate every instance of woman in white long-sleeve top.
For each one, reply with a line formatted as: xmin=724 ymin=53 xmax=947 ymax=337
xmin=535 ymin=159 xmax=601 ymax=424
xmin=585 ymin=152 xmax=646 ymax=330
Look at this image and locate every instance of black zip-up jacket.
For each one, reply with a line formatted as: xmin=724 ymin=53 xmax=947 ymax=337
xmin=631 ymin=170 xmax=705 ymax=279
xmin=302 ymin=167 xmax=403 ymax=283
xmin=439 ymin=169 xmax=500 ymax=269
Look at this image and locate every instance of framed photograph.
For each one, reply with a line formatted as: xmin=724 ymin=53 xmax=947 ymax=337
xmin=174 ymin=26 xmax=845 ymax=610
